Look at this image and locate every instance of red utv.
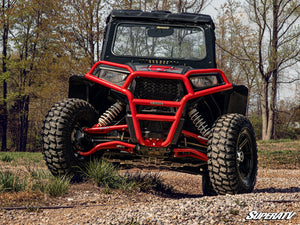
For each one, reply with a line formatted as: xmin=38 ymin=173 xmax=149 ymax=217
xmin=41 ymin=10 xmax=257 ymax=195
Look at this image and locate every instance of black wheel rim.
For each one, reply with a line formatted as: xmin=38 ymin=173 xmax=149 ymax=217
xmin=236 ymin=128 xmax=255 ymax=187
xmin=70 ymin=114 xmax=93 ymax=160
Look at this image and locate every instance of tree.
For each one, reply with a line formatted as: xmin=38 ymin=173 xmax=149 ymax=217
xmin=6 ymin=0 xmax=49 ymax=151
xmin=175 ymin=0 xmax=208 ymax=13
xmin=0 ymin=0 xmax=16 ymax=151
xmin=247 ymin=0 xmax=299 ymax=140
xmin=275 ymin=99 xmax=300 ymax=139
xmin=59 ymin=0 xmax=211 ymax=73
xmin=216 ymin=0 xmax=300 ymax=140
xmin=215 ymin=1 xmax=259 ymax=116
xmin=113 ymin=0 xmax=210 ymax=13
xmin=5 ymin=0 xmax=69 ymax=151
xmin=60 ymin=0 xmax=110 ymax=71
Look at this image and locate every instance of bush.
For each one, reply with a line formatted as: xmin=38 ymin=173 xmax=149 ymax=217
xmin=123 ymin=172 xmax=172 ymax=194
xmin=0 ymin=171 xmax=27 ymax=192
xmin=0 ymin=167 xmax=70 ymax=197
xmin=249 ymin=113 xmax=262 ymax=140
xmin=0 ymin=154 xmax=14 ymax=162
xmin=83 ymin=159 xmax=123 ymax=189
xmin=46 ymin=176 xmax=71 ymax=197
xmin=83 ymin=159 xmax=172 ymax=193
xmin=26 ymin=168 xmax=53 ymax=192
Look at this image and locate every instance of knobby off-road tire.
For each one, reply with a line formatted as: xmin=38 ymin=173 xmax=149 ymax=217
xmin=207 ymin=113 xmax=257 ymax=195
xmin=202 ymin=170 xmax=217 ymax=196
xmin=41 ymin=98 xmax=98 ymax=177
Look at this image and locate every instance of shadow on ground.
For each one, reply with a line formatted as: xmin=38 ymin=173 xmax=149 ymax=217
xmin=158 ymin=187 xmax=300 ymax=199
xmin=254 ymin=187 xmax=300 ymax=194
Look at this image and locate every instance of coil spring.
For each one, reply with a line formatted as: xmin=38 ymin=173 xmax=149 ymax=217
xmin=188 ymin=108 xmax=210 ymax=138
xmin=98 ymin=101 xmax=124 ymax=127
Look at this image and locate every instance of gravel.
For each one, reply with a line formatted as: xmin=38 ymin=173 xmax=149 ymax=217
xmin=0 ymin=169 xmax=299 ymax=225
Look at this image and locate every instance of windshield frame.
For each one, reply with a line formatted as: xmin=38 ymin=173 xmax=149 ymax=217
xmin=111 ymin=22 xmax=207 ymax=61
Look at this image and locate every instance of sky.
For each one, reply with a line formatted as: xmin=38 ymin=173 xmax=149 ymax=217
xmin=202 ymin=0 xmax=226 ymax=18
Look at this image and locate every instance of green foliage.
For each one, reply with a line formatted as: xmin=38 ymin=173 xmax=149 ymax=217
xmin=29 ymin=168 xmax=51 ymax=180
xmin=235 ymin=199 xmax=247 ymax=207
xmin=27 ymin=168 xmax=53 ymax=193
xmin=229 ymin=208 xmax=239 ymax=215
xmin=83 ymin=159 xmax=172 ymax=193
xmin=0 ymin=171 xmax=27 ymax=192
xmin=249 ymin=112 xmax=300 ymax=140
xmin=0 ymin=154 xmax=14 ymax=162
xmin=0 ymin=152 xmax=43 ymax=166
xmin=0 ymin=71 xmax=10 ymax=83
xmin=249 ymin=113 xmax=262 ymax=140
xmin=46 ymin=176 xmax=71 ymax=197
xmin=258 ymin=138 xmax=293 ymax=144
xmin=0 ymin=165 xmax=70 ymax=197
xmin=276 ymin=126 xmax=299 ymax=140
xmin=122 ymin=218 xmax=140 ymax=225
xmin=83 ymin=159 xmax=123 ymax=189
xmin=0 ymin=155 xmax=171 ymax=197
xmin=275 ymin=102 xmax=300 ymax=139
xmin=123 ymin=172 xmax=172 ymax=194
xmin=257 ymin=140 xmax=300 ymax=169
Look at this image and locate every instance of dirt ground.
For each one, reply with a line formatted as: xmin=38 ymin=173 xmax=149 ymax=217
xmin=0 ymin=141 xmax=299 ymax=224
xmin=0 ymin=168 xmax=299 ymax=224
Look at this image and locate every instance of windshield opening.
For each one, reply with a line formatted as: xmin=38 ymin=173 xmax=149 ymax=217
xmin=112 ymin=23 xmax=206 ymax=60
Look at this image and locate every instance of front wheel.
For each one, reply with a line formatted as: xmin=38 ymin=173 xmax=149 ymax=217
xmin=41 ymin=98 xmax=98 ymax=177
xmin=207 ymin=113 xmax=257 ymax=195
xmin=202 ymin=171 xmax=217 ymax=196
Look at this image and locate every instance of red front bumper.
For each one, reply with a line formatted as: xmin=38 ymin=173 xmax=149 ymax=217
xmin=77 ymin=61 xmax=233 ymax=162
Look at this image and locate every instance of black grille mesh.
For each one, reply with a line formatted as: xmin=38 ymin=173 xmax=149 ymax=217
xmin=132 ymin=77 xmax=185 ymax=101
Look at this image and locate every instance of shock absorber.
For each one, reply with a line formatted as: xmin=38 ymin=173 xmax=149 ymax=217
xmin=188 ymin=108 xmax=210 ymax=138
xmin=98 ymin=101 xmax=124 ymax=127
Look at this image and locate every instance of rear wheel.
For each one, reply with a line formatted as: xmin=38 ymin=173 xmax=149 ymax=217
xmin=207 ymin=113 xmax=257 ymax=195
xmin=41 ymin=98 xmax=98 ymax=177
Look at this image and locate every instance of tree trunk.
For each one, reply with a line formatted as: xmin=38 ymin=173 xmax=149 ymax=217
xmin=88 ymin=2 xmax=95 ymax=67
xmin=1 ymin=0 xmax=9 ymax=151
xmin=10 ymin=95 xmax=30 ymax=152
xmin=19 ymin=95 xmax=29 ymax=152
xmin=1 ymin=81 xmax=8 ymax=151
xmin=177 ymin=0 xmax=182 ymax=13
xmin=265 ymin=0 xmax=279 ymax=141
xmin=96 ymin=3 xmax=100 ymax=62
xmin=261 ymin=79 xmax=269 ymax=140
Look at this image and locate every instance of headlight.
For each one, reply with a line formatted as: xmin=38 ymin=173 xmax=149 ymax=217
xmin=99 ymin=70 xmax=128 ymax=86
xmin=189 ymin=75 xmax=219 ymax=89
xmin=93 ymin=65 xmax=129 ymax=86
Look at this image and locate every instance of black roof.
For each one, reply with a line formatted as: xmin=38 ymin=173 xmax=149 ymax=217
xmin=109 ymin=10 xmax=214 ymax=28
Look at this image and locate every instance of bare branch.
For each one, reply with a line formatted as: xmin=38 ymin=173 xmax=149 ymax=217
xmin=278 ymin=49 xmax=300 ymax=68
xmin=278 ymin=15 xmax=300 ymax=40
xmin=278 ymin=0 xmax=289 ymax=17
xmin=278 ymin=30 xmax=300 ymax=47
xmin=216 ymin=42 xmax=254 ymax=62
xmin=277 ymin=78 xmax=300 ymax=84
xmin=278 ymin=3 xmax=300 ymax=32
